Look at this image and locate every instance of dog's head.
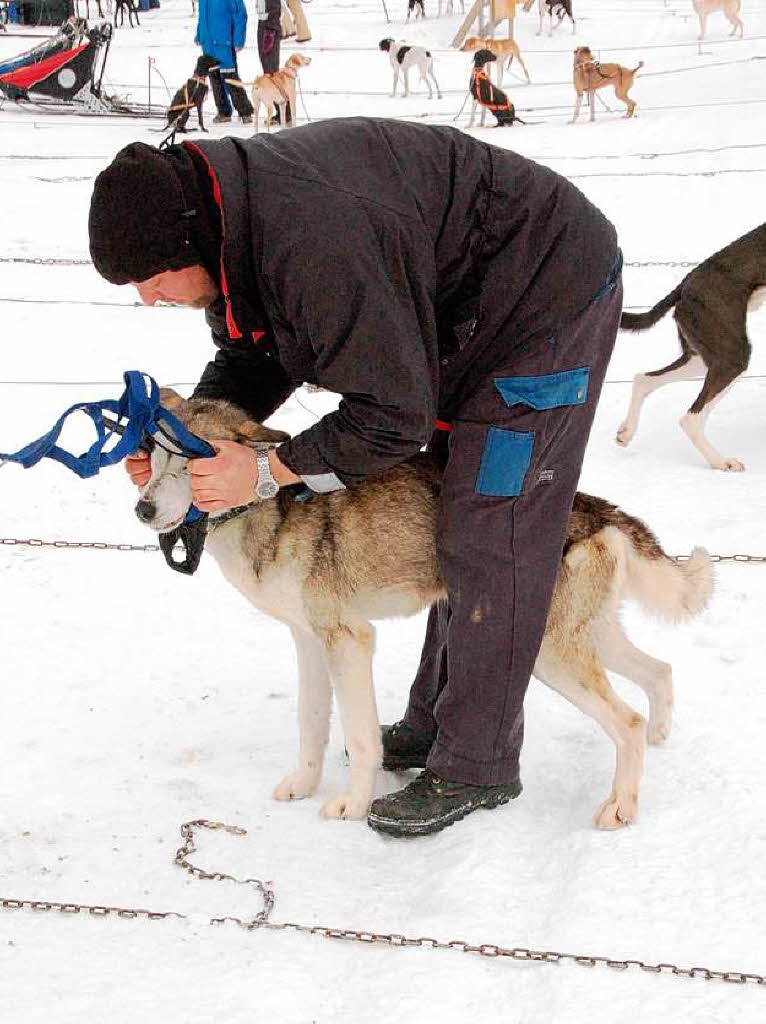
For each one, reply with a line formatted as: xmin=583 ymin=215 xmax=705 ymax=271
xmin=193 ymin=54 xmax=218 ymax=79
xmin=460 ymin=37 xmax=485 ymax=52
xmin=134 ymin=390 xmax=290 ymax=534
xmin=574 ymin=45 xmax=593 ymax=65
xmin=285 ymin=53 xmax=312 ymax=71
xmin=472 ymin=49 xmax=497 ymax=67
xmin=379 ymin=37 xmax=394 ymax=52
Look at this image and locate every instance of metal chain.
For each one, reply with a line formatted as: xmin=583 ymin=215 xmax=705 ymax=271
xmin=1 ymin=536 xmax=764 ymax=563
xmin=0 ymin=256 xmax=91 ymax=266
xmin=1 ymin=820 xmax=763 ymax=987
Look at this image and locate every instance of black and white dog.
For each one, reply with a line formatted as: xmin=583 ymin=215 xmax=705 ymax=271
xmin=524 ymin=0 xmax=575 ymax=35
xmin=379 ymin=38 xmax=442 ymax=99
xmin=407 ymin=0 xmax=425 ymax=18
xmin=114 ymin=0 xmax=140 ymax=27
xmin=617 ymin=223 xmax=766 ymax=472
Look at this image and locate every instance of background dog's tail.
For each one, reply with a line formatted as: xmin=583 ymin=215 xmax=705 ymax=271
xmin=621 ymin=522 xmax=713 ymax=622
xmin=619 ymin=283 xmax=682 ymax=331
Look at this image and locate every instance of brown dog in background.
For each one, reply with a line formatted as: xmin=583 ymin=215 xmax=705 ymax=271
xmin=251 ymin=53 xmax=311 ymax=132
xmin=571 ymin=45 xmax=643 ymax=122
xmin=460 ymin=36 xmax=531 ymax=85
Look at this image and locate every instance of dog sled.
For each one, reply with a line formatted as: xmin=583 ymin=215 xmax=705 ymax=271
xmin=0 ymin=16 xmax=158 ymax=116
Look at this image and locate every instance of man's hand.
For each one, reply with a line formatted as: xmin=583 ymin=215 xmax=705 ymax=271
xmin=126 ymin=449 xmax=152 ymax=488
xmin=189 ymin=440 xmax=257 ymax=511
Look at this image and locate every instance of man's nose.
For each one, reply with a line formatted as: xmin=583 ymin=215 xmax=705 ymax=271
xmin=135 ymin=499 xmax=157 ymax=523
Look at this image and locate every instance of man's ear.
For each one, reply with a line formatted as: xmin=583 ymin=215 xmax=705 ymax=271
xmin=159 ymin=387 xmax=184 ymax=410
xmin=238 ymin=420 xmax=291 ymax=445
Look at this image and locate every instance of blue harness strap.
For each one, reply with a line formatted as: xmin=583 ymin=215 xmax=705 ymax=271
xmin=0 ymin=371 xmax=215 ymax=475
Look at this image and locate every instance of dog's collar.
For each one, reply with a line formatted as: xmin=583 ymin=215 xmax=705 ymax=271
xmin=208 ymin=503 xmax=254 ymax=529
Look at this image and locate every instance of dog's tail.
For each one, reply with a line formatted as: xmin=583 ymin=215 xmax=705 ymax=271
xmin=614 ymin=514 xmax=713 ymax=623
xmin=632 ymin=60 xmax=644 ymax=74
xmin=619 ymin=283 xmax=682 ymax=331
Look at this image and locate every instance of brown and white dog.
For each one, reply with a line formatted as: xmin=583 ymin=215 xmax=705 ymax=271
xmin=460 ymin=35 xmax=531 ymax=85
xmin=571 ymin=45 xmax=643 ymax=122
xmin=617 ymin=223 xmax=766 ymax=471
xmin=135 ymin=392 xmax=712 ymax=829
xmin=693 ymin=0 xmax=743 ymax=41
xmin=251 ymin=53 xmax=311 ymax=133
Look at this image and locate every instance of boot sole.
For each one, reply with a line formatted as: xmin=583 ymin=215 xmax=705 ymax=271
xmin=367 ymin=781 xmax=522 ymax=838
xmin=380 ymin=755 xmax=429 ymax=772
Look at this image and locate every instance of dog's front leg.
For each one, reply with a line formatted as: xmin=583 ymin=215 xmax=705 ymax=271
xmin=391 ymin=65 xmax=399 ymax=97
xmin=570 ymin=89 xmax=583 ymax=122
xmin=588 ymin=89 xmax=596 ymax=121
xmin=319 ymin=622 xmax=382 ymax=820
xmin=273 ymin=626 xmax=332 ymax=803
xmin=197 ymin=100 xmax=207 ymax=132
xmin=403 ymin=67 xmax=410 ymax=97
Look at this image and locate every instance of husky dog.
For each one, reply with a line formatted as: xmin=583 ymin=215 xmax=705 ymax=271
xmin=137 ymin=393 xmax=712 ymax=830
xmin=617 ymin=223 xmax=766 ymax=471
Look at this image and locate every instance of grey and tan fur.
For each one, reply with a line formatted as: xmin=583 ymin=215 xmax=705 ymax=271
xmin=138 ymin=393 xmax=712 ymax=830
xmin=617 ymin=223 xmax=766 ymax=471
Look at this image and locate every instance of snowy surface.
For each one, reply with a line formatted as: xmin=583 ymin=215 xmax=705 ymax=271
xmin=2 ymin=0 xmax=766 ymax=1020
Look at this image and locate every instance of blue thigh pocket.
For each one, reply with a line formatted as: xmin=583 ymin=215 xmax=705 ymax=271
xmin=494 ymin=367 xmax=590 ymax=411
xmin=476 ymin=427 xmax=534 ymax=497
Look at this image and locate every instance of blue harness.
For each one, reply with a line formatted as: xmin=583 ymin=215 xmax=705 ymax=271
xmin=0 ymin=371 xmax=216 ymax=574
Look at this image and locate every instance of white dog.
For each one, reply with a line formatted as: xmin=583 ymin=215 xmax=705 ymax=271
xmin=379 ymin=38 xmax=442 ymax=99
xmin=523 ymin=0 xmax=575 ymax=35
xmin=693 ymin=0 xmax=743 ymax=40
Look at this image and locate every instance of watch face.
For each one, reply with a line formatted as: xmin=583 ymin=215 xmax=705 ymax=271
xmin=257 ymin=479 xmax=279 ymax=499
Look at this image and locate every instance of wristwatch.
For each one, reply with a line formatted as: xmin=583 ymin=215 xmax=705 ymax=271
xmin=254 ymin=449 xmax=279 ymax=500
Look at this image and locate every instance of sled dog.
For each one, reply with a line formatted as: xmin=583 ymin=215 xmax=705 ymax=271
xmin=136 ymin=393 xmax=712 ymax=830
xmin=251 ymin=53 xmax=311 ymax=133
xmin=617 ymin=223 xmax=766 ymax=471
xmin=379 ymin=38 xmax=442 ymax=100
xmin=693 ymin=0 xmax=743 ymax=41
xmin=460 ymin=36 xmax=531 ymax=85
xmin=571 ymin=46 xmax=643 ymax=122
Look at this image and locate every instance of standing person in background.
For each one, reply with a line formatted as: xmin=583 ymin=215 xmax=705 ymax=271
xmin=195 ymin=0 xmax=254 ymax=124
xmin=257 ymin=0 xmax=286 ymax=122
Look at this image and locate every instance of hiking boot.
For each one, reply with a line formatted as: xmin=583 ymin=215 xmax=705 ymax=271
xmin=212 ymin=113 xmax=231 ymax=123
xmin=367 ymin=769 xmax=522 ymax=837
xmin=239 ymin=114 xmax=253 ymax=124
xmin=381 ymin=720 xmax=432 ymax=771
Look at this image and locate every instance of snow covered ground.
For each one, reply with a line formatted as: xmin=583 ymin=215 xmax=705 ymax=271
xmin=2 ymin=0 xmax=766 ymax=1020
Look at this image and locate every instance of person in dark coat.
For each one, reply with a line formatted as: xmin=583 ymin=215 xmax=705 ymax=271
xmin=256 ymin=0 xmax=286 ymax=122
xmin=88 ymin=118 xmax=622 ymax=837
xmin=195 ymin=0 xmax=254 ymax=124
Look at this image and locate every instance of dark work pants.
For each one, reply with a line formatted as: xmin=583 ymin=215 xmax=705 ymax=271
xmin=257 ymin=22 xmax=281 ymax=73
xmin=208 ymin=52 xmax=253 ymax=118
xmin=402 ymin=273 xmax=623 ymax=786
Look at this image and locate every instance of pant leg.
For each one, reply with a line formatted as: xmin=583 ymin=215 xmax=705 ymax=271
xmin=221 ymin=54 xmax=253 ymax=117
xmin=420 ymin=276 xmax=622 ymax=786
xmin=206 ymin=57 xmax=231 ymax=116
xmin=257 ymin=21 xmax=280 ymax=73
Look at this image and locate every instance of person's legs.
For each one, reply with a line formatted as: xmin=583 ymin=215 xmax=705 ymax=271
xmin=373 ymin=270 xmax=623 ymax=832
xmin=206 ymin=56 xmax=232 ymax=118
xmin=221 ymin=53 xmax=253 ymax=119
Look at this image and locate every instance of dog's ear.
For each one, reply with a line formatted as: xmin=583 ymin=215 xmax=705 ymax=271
xmin=237 ymin=421 xmax=291 ymax=445
xmin=159 ymin=387 xmax=185 ymax=410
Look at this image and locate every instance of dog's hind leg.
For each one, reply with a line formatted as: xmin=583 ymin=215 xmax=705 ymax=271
xmin=319 ymin=621 xmax=382 ymax=820
xmin=680 ymin=370 xmax=746 ymax=471
xmin=427 ymin=63 xmax=442 ymax=99
xmin=273 ymin=627 xmax=332 ymax=803
xmin=594 ymin=619 xmax=673 ymax=745
xmin=616 ymin=351 xmax=705 ymax=448
xmin=514 ymin=52 xmax=531 ymax=83
xmin=535 ymin=644 xmax=647 ymax=829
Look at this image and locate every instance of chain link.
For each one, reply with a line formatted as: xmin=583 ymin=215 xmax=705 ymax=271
xmin=1 ymin=536 xmax=764 ymax=563
xmin=1 ymin=820 xmax=763 ymax=987
xmin=0 ymin=256 xmax=92 ymax=266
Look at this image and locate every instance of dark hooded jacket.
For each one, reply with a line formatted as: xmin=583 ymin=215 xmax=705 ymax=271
xmin=185 ymin=117 xmax=617 ymax=490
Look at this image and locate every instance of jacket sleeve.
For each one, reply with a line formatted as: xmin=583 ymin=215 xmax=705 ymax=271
xmin=193 ymin=304 xmax=294 ymax=422
xmin=231 ymin=0 xmax=248 ymax=49
xmin=262 ymin=195 xmax=440 ymax=491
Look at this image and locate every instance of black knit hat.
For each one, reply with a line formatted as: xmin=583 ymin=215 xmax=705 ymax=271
xmin=89 ymin=142 xmax=202 ymax=285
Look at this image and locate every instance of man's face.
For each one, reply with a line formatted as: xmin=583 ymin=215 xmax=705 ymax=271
xmin=132 ymin=266 xmax=220 ymax=309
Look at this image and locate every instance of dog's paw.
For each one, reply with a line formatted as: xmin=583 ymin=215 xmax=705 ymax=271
xmin=713 ymin=456 xmax=746 ymax=472
xmin=647 ymin=718 xmax=672 ymax=745
xmin=272 ymin=768 xmax=320 ymax=802
xmin=318 ymin=793 xmax=370 ymax=820
xmin=615 ymin=422 xmax=634 ymax=447
xmin=593 ymin=793 xmax=637 ymax=830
